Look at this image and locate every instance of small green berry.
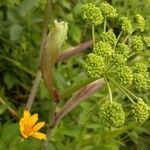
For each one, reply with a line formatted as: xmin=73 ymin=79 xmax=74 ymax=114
xmin=120 ymin=17 xmax=133 ymax=34
xmin=131 ymin=36 xmax=143 ymax=52
xmin=135 ymin=14 xmax=145 ymax=32
xmin=101 ymin=29 xmax=116 ymax=45
xmin=130 ymin=99 xmax=149 ymax=124
xmin=81 ymin=3 xmax=103 ymax=25
xmin=114 ymin=65 xmax=133 ymax=86
xmin=83 ymin=53 xmax=105 ymax=78
xmin=93 ymin=41 xmax=114 ymax=57
xmin=99 ymin=101 xmax=125 ymax=128
xmin=133 ymin=73 xmax=149 ymax=92
xmin=99 ymin=2 xmax=118 ymax=18
xmin=143 ymin=36 xmax=150 ymax=47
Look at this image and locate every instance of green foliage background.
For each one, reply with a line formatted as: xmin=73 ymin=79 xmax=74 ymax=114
xmin=0 ymin=0 xmax=150 ymax=149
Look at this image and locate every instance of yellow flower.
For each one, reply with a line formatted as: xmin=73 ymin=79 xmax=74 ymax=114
xmin=19 ymin=110 xmax=47 ymax=140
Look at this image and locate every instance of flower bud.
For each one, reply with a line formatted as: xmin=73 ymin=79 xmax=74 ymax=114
xmin=120 ymin=17 xmax=133 ymax=34
xmin=99 ymin=101 xmax=125 ymax=128
xmin=135 ymin=14 xmax=145 ymax=32
xmin=116 ymin=43 xmax=129 ymax=57
xmin=101 ymin=29 xmax=116 ymax=45
xmin=99 ymin=2 xmax=118 ymax=18
xmin=111 ymin=54 xmax=127 ymax=65
xmin=83 ymin=53 xmax=105 ymax=78
xmin=143 ymin=36 xmax=150 ymax=47
xmin=81 ymin=3 xmax=103 ymax=25
xmin=131 ymin=36 xmax=143 ymax=52
xmin=133 ymin=63 xmax=147 ymax=73
xmin=114 ymin=65 xmax=133 ymax=86
xmin=130 ymin=99 xmax=149 ymax=124
xmin=133 ymin=73 xmax=149 ymax=92
xmin=93 ymin=41 xmax=114 ymax=57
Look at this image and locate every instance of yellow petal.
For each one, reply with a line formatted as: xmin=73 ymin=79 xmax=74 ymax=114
xmin=33 ymin=122 xmax=45 ymax=131
xmin=32 ymin=132 xmax=47 ymax=140
xmin=23 ymin=110 xmax=30 ymax=118
xmin=29 ymin=114 xmax=38 ymax=126
xmin=19 ymin=118 xmax=25 ymax=132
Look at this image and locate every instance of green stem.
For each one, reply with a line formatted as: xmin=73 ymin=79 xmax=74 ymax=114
xmin=104 ymin=76 xmax=113 ymax=102
xmin=104 ymin=18 xmax=107 ymax=32
xmin=108 ymin=77 xmax=135 ymax=104
xmin=60 ymin=78 xmax=95 ymax=100
xmin=92 ymin=24 xmax=95 ymax=47
xmin=123 ymin=29 xmax=135 ymax=43
xmin=103 ymin=63 xmax=115 ymax=76
xmin=114 ymin=31 xmax=123 ymax=49
xmin=0 ymin=96 xmax=18 ymax=117
xmin=109 ymin=76 xmax=139 ymax=100
xmin=120 ymin=84 xmax=140 ymax=100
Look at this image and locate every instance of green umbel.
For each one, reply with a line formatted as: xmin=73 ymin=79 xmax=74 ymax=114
xmin=81 ymin=3 xmax=103 ymax=25
xmin=116 ymin=43 xmax=129 ymax=57
xmin=99 ymin=101 xmax=125 ymax=128
xmin=93 ymin=41 xmax=114 ymax=57
xmin=83 ymin=53 xmax=105 ymax=78
xmin=143 ymin=36 xmax=150 ymax=47
xmin=135 ymin=14 xmax=145 ymax=32
xmin=130 ymin=99 xmax=149 ymax=124
xmin=131 ymin=36 xmax=143 ymax=52
xmin=101 ymin=29 xmax=116 ymax=45
xmin=114 ymin=65 xmax=133 ymax=86
xmin=120 ymin=17 xmax=133 ymax=34
xmin=133 ymin=73 xmax=149 ymax=92
xmin=99 ymin=2 xmax=118 ymax=18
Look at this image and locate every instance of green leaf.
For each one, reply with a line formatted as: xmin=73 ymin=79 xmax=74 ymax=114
xmin=19 ymin=0 xmax=39 ymax=16
xmin=9 ymin=24 xmax=23 ymax=41
xmin=0 ymin=104 xmax=7 ymax=115
xmin=69 ymin=24 xmax=81 ymax=43
xmin=3 ymin=72 xmax=16 ymax=90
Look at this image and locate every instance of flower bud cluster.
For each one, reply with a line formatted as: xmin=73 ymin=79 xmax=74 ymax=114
xmin=81 ymin=2 xmax=149 ymax=128
xmin=111 ymin=54 xmax=127 ymax=65
xmin=143 ymin=36 xmax=150 ymax=47
xmin=83 ymin=53 xmax=105 ymax=78
xmin=93 ymin=41 xmax=114 ymax=57
xmin=81 ymin=3 xmax=103 ymax=25
xmin=116 ymin=43 xmax=129 ymax=57
xmin=130 ymin=99 xmax=149 ymax=124
xmin=135 ymin=14 xmax=145 ymax=32
xmin=133 ymin=63 xmax=147 ymax=73
xmin=99 ymin=101 xmax=125 ymax=128
xmin=120 ymin=17 xmax=133 ymax=34
xmin=131 ymin=36 xmax=143 ymax=52
xmin=114 ymin=65 xmax=133 ymax=86
xmin=101 ymin=29 xmax=116 ymax=45
xmin=133 ymin=73 xmax=149 ymax=92
xmin=99 ymin=2 xmax=118 ymax=18
xmin=133 ymin=63 xmax=149 ymax=92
